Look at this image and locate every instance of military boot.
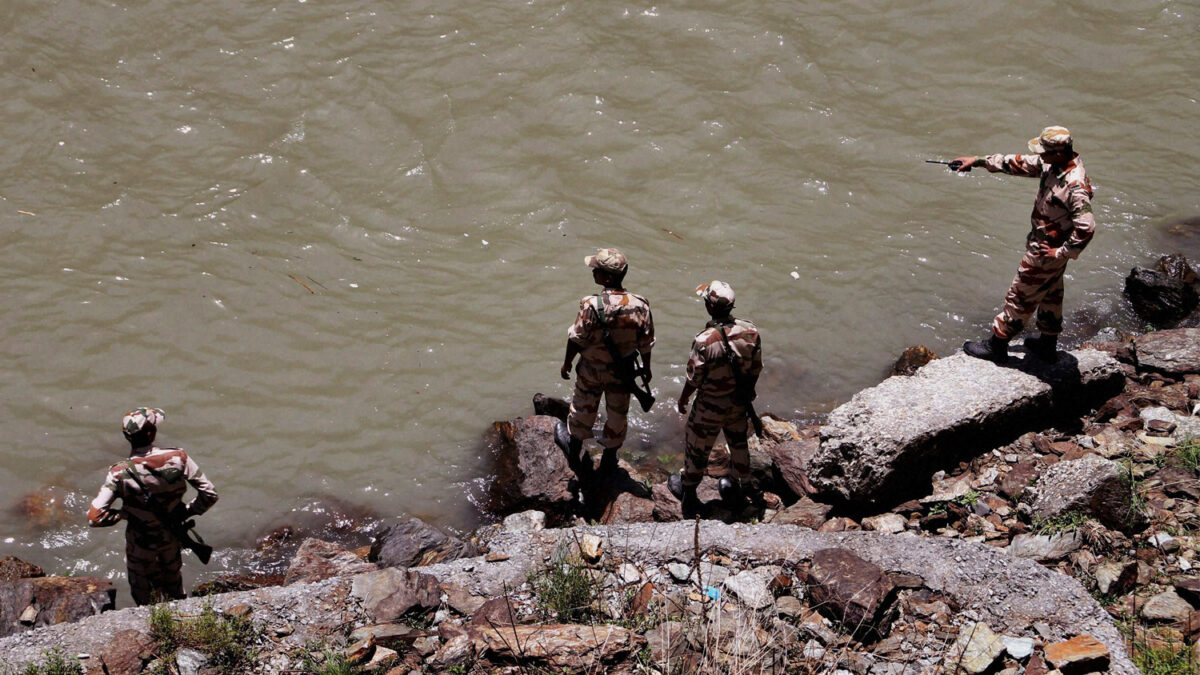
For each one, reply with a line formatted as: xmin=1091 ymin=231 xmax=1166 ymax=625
xmin=1023 ymin=333 xmax=1059 ymax=362
xmin=667 ymin=472 xmax=701 ymax=518
xmin=599 ymin=447 xmax=620 ymax=474
xmin=963 ymin=334 xmax=1010 ymax=364
xmin=553 ymin=419 xmax=584 ymax=468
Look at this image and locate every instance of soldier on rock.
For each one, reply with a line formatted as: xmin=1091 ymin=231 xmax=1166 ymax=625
xmin=948 ymin=126 xmax=1097 ymax=364
xmin=88 ymin=407 xmax=218 ymax=605
xmin=556 ymin=248 xmax=655 ymax=474
xmin=669 ymin=281 xmax=763 ymax=516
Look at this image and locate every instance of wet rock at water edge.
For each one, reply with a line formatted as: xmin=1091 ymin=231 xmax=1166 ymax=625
xmin=285 ymin=538 xmax=378 ymax=585
xmin=368 ymin=517 xmax=478 ymax=569
xmin=889 ymin=345 xmax=938 ymax=377
xmin=1123 ymin=253 xmax=1200 ymax=327
xmin=485 ymin=415 xmax=578 ymax=519
xmin=0 ymin=575 xmax=116 ymax=638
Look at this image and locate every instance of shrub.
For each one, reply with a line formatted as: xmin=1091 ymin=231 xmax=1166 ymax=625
xmin=147 ymin=604 xmax=260 ymax=673
xmin=531 ymin=544 xmax=604 ymax=623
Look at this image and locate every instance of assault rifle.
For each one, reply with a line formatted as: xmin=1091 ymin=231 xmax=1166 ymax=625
xmin=593 ymin=296 xmax=655 ymax=412
xmin=715 ymin=323 xmax=763 ymax=437
xmin=119 ymin=462 xmax=213 ymax=564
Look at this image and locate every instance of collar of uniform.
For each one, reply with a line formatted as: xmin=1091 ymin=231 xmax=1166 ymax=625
xmin=1054 ymin=154 xmax=1080 ymax=180
xmin=129 ymin=444 xmax=155 ymax=457
xmin=706 ymin=317 xmax=737 ymax=329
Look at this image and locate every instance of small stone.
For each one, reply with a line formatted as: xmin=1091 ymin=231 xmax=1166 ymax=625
xmin=18 ymin=605 xmax=37 ymax=625
xmin=1001 ymin=635 xmax=1035 ymax=660
xmin=501 ymin=510 xmax=545 ymax=532
xmin=1044 ymin=634 xmax=1110 ymax=673
xmin=1150 ymin=532 xmax=1180 ymax=552
xmin=947 ymin=621 xmax=1005 ymax=674
xmin=485 ymin=553 xmax=510 ymax=563
xmin=579 ymin=534 xmax=603 ymax=563
xmin=174 ymin=649 xmax=209 ymax=675
xmin=618 ymin=563 xmax=641 ymax=584
xmin=776 ymin=595 xmax=803 ymax=618
xmin=862 ymin=513 xmax=907 ymax=534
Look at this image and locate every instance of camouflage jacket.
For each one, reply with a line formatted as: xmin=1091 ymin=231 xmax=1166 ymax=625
xmin=686 ymin=318 xmax=763 ymax=397
xmin=89 ymin=446 xmax=218 ymax=531
xmin=568 ymin=289 xmax=655 ymax=370
xmin=982 ymin=153 xmax=1095 ymax=259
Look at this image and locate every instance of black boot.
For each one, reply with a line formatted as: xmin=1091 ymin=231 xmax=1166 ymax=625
xmin=1024 ymin=333 xmax=1059 ymax=362
xmin=963 ymin=334 xmax=1010 ymax=364
xmin=554 ymin=420 xmax=583 ymax=468
xmin=599 ymin=447 xmax=620 ymax=474
xmin=668 ymin=473 xmax=701 ymax=518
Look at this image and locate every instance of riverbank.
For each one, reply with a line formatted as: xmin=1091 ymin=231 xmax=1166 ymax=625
xmin=4 ymin=325 xmax=1199 ymax=673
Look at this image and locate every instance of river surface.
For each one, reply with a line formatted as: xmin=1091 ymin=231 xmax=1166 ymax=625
xmin=2 ymin=0 xmax=1198 ymax=602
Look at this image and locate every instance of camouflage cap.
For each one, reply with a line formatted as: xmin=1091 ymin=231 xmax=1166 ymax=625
xmin=584 ymin=248 xmax=628 ymax=274
xmin=696 ymin=280 xmax=735 ymax=309
xmin=123 ymin=407 xmax=164 ymax=435
xmin=1028 ymin=126 xmax=1072 ymax=153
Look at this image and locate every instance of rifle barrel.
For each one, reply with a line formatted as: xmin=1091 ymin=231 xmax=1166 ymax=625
xmin=925 ymin=159 xmax=953 ymax=165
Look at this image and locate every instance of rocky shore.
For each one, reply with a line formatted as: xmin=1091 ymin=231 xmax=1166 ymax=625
xmin=3 ymin=256 xmax=1200 ymax=674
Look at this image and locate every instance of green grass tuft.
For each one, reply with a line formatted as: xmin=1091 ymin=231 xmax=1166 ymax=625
xmin=147 ymin=604 xmax=260 ymax=674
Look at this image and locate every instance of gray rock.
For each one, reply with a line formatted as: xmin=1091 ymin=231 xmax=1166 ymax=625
xmin=351 ymin=568 xmax=441 ymax=621
xmin=768 ymin=496 xmax=832 ymax=528
xmin=369 ymin=517 xmax=478 ymax=569
xmin=1141 ymin=589 xmax=1194 ymax=623
xmin=1001 ymin=635 xmax=1035 ymax=660
xmin=722 ymin=567 xmax=780 ymax=610
xmin=1031 ymin=454 xmax=1146 ymax=532
xmin=1007 ymin=532 xmax=1084 ymax=562
xmin=808 ymin=350 xmax=1123 ymax=505
xmin=1134 ymin=328 xmax=1200 ymax=376
xmin=174 ymin=648 xmax=208 ymax=675
xmin=1094 ymin=561 xmax=1138 ymax=596
xmin=502 ymin=510 xmax=546 ymax=533
xmin=862 ymin=513 xmax=907 ymax=534
xmin=947 ymin=621 xmax=1005 ymax=674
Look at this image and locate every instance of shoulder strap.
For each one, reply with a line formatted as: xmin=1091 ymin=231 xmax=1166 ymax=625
xmin=591 ymin=293 xmax=608 ymax=327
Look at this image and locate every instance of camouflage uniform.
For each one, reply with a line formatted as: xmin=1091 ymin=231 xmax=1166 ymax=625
xmin=566 ymin=289 xmax=655 ymax=449
xmin=980 ymin=147 xmax=1095 ymax=338
xmin=681 ymin=317 xmax=762 ymax=487
xmin=89 ymin=409 xmax=217 ymax=606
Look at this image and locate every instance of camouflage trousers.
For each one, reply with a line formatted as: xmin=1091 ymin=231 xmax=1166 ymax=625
xmin=568 ymin=364 xmax=629 ymax=450
xmin=992 ymin=249 xmax=1070 ymax=339
xmin=126 ymin=527 xmax=185 ymax=606
xmin=682 ymin=393 xmax=749 ymax=487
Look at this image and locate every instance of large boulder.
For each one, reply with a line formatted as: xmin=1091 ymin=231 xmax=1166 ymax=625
xmin=486 ymin=415 xmax=577 ymax=517
xmin=804 ymin=548 xmax=896 ymax=639
xmin=1030 ymin=454 xmax=1146 ymax=533
xmin=351 ymin=568 xmax=441 ymax=622
xmin=1123 ymin=254 xmax=1200 ymax=327
xmin=1134 ymin=328 xmax=1200 ymax=376
xmin=0 ymin=576 xmax=116 ymax=637
xmin=369 ymin=517 xmax=478 ymax=569
xmin=808 ymin=350 xmax=1124 ymax=506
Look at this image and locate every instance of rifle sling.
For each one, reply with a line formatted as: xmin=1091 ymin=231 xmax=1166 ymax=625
xmin=118 ymin=460 xmax=201 ymax=542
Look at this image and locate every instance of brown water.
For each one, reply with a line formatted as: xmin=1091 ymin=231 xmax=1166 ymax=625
xmin=2 ymin=0 xmax=1198 ymax=600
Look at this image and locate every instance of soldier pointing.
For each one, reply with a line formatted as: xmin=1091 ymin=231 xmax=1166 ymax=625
xmin=88 ymin=407 xmax=218 ymax=605
xmin=948 ymin=126 xmax=1096 ymax=363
